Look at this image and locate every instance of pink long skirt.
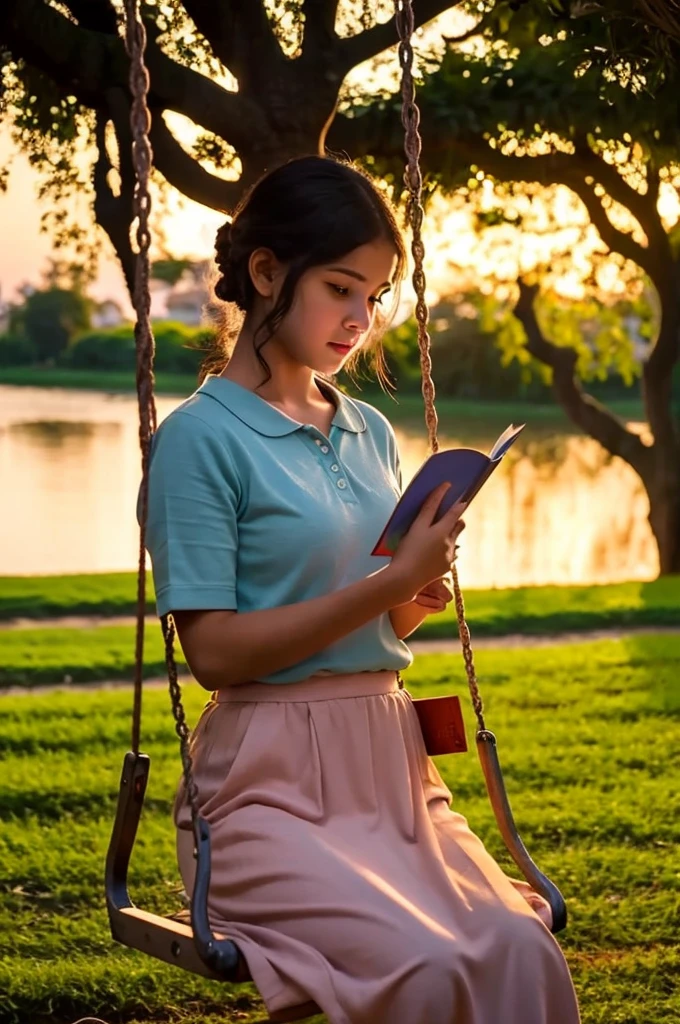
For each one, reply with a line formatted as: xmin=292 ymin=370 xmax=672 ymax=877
xmin=174 ymin=671 xmax=580 ymax=1024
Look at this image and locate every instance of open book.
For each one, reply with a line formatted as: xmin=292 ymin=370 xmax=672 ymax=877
xmin=372 ymin=423 xmax=525 ymax=558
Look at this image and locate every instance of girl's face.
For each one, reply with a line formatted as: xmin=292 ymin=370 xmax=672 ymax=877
xmin=267 ymin=238 xmax=400 ymax=374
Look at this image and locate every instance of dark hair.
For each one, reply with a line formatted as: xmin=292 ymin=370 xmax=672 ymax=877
xmin=201 ymin=154 xmax=408 ymax=392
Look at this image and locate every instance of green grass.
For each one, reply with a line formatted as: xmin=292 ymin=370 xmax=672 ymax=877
xmin=0 ymin=576 xmax=678 ymax=683
xmin=0 ymin=623 xmax=187 ymax=687
xmin=0 ymin=637 xmax=679 ymax=1022
xmin=0 ymin=572 xmax=158 ymax=622
xmin=361 ymin=389 xmax=646 ymax=428
xmin=0 ymin=366 xmax=201 ymax=395
xmin=0 ymin=365 xmax=646 ymax=424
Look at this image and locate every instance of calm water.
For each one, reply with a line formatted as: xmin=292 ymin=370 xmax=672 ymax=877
xmin=1 ymin=385 xmax=658 ymax=586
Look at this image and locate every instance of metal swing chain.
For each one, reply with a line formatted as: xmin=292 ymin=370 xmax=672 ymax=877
xmin=394 ymin=0 xmax=486 ymax=733
xmin=124 ymin=0 xmax=201 ymax=822
xmin=123 ymin=0 xmax=156 ymax=756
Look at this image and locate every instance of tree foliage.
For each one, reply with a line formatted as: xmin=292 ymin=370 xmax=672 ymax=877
xmin=10 ymin=286 xmax=92 ymax=361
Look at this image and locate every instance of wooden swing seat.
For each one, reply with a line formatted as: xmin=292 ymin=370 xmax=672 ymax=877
xmin=105 ymin=751 xmax=322 ymax=1022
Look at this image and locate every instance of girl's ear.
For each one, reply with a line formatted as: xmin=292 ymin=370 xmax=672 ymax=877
xmin=248 ymin=248 xmax=285 ymax=299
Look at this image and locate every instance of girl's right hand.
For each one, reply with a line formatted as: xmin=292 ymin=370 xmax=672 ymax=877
xmin=387 ymin=483 xmax=466 ymax=604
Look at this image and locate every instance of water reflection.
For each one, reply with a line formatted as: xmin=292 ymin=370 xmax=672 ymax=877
xmin=9 ymin=420 xmax=120 ymax=445
xmin=1 ymin=384 xmax=658 ymax=584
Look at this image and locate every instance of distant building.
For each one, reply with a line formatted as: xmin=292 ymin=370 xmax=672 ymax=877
xmin=623 ymin=314 xmax=651 ymax=364
xmin=165 ymin=285 xmax=210 ymax=326
xmin=92 ymin=299 xmax=125 ymax=329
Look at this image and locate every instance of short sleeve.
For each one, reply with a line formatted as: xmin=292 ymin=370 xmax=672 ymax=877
xmin=140 ymin=410 xmax=241 ymax=617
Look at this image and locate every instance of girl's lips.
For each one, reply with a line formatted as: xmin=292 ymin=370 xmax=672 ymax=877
xmin=328 ymin=343 xmax=353 ymax=354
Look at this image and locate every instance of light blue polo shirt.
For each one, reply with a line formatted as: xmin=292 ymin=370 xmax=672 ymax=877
xmin=142 ymin=374 xmax=414 ymax=684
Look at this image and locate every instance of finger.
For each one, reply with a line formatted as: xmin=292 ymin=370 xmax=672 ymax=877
xmin=447 ymin=519 xmax=466 ymax=541
xmin=417 ymin=482 xmax=452 ymax=525
xmin=439 ymin=500 xmax=467 ymax=530
xmin=421 ymin=579 xmax=444 ymax=594
xmin=419 ymin=598 xmax=447 ymax=612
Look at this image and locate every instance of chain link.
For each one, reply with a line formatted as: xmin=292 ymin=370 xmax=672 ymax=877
xmin=394 ymin=0 xmax=486 ymax=734
xmin=161 ymin=614 xmax=201 ymax=821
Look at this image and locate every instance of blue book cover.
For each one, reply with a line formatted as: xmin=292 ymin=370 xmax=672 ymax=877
xmin=372 ymin=423 xmax=525 ymax=557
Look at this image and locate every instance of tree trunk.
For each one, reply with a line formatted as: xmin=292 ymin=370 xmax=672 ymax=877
xmin=646 ymin=476 xmax=680 ymax=573
xmin=640 ymin=293 xmax=680 ymax=575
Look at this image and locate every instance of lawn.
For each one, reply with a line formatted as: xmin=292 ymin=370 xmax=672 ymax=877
xmin=1 ymin=573 xmax=678 ymax=639
xmin=0 ymin=636 xmax=679 ymax=1023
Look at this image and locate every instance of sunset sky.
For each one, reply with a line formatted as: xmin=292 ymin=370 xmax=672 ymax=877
xmin=0 ymin=123 xmax=226 ymax=315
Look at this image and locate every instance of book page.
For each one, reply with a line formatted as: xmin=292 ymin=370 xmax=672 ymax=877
xmin=488 ymin=423 xmax=525 ymax=461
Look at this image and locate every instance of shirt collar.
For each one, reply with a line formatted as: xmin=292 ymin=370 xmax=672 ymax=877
xmin=197 ymin=374 xmax=367 ymax=437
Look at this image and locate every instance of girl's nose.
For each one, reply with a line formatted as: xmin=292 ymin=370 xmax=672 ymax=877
xmin=343 ymin=302 xmax=371 ymax=334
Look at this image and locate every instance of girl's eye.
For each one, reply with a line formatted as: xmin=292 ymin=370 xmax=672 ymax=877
xmin=328 ymin=283 xmax=384 ymax=306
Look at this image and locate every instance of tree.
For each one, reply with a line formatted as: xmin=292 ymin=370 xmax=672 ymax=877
xmin=339 ymin=12 xmax=680 ymax=572
xmin=11 ymin=286 xmax=92 ymax=361
xmin=0 ymin=1 xmax=463 ymax=293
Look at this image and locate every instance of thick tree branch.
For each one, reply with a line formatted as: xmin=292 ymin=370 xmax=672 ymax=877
xmin=568 ymin=177 xmax=660 ymax=277
xmin=573 ymin=138 xmax=670 ymax=260
xmin=3 ymin=0 xmax=268 ymax=151
xmin=330 ymin=102 xmax=671 ymax=286
xmin=232 ymin=0 xmax=286 ymax=61
xmin=148 ymin=115 xmax=245 ymax=213
xmin=60 ymin=0 xmax=118 ymax=34
xmin=514 ymin=281 xmax=652 ymax=476
xmin=302 ymin=0 xmax=340 ymax=50
xmin=456 ymin=143 xmax=666 ymax=284
xmin=180 ymin=0 xmax=286 ymax=81
xmin=92 ymin=99 xmax=136 ymax=296
xmin=173 ymin=0 xmax=234 ymax=69
xmin=333 ymin=0 xmax=456 ymax=74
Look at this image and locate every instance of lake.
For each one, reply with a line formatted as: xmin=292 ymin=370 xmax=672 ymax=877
xmin=1 ymin=384 xmax=658 ymax=586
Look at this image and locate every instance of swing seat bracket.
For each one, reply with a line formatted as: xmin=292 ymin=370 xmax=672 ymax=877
xmin=105 ymin=751 xmax=248 ymax=982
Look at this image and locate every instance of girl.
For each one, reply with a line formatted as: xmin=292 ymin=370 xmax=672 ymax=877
xmin=144 ymin=155 xmax=580 ymax=1024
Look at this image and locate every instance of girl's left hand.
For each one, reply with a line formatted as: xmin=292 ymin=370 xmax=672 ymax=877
xmin=414 ymin=574 xmax=454 ymax=614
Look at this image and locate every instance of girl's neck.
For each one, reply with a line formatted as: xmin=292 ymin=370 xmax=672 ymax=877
xmin=219 ymin=332 xmax=333 ymax=412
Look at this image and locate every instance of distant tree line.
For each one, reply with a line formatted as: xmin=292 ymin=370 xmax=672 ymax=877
xmin=1 ymin=282 xmax=663 ymax=406
xmin=0 ymin=285 xmax=213 ymax=375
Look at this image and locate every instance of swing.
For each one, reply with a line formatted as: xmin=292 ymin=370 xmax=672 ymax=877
xmin=106 ymin=2 xmax=567 ymax=1020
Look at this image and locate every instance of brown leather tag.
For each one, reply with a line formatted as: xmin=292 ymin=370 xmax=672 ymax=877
xmin=412 ymin=694 xmax=467 ymax=755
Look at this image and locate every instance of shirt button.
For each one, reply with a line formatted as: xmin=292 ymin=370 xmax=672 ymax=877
xmin=337 ymin=479 xmax=347 ymax=489
xmin=320 ymin=445 xmax=329 ymax=453
xmin=315 ymin=439 xmax=322 ymax=446
xmin=331 ymin=464 xmax=339 ymax=472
